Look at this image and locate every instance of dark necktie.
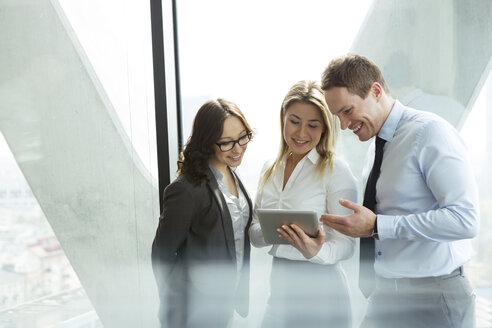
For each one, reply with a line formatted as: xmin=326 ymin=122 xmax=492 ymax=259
xmin=360 ymin=136 xmax=386 ymax=297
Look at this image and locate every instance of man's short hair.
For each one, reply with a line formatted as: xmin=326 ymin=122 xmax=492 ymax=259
xmin=321 ymin=53 xmax=389 ymax=99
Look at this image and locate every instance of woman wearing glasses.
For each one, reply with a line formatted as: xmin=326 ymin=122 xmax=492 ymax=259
xmin=151 ymin=99 xmax=253 ymax=328
xmin=249 ymin=81 xmax=357 ymax=328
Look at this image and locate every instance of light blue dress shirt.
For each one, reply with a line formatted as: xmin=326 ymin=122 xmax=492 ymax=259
xmin=368 ymin=100 xmax=479 ymax=279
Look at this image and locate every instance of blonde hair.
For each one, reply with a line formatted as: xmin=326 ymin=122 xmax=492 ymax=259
xmin=260 ymin=81 xmax=339 ymax=189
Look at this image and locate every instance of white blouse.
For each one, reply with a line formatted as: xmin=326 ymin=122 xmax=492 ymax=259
xmin=249 ymin=148 xmax=358 ymax=264
xmin=209 ymin=164 xmax=249 ymax=272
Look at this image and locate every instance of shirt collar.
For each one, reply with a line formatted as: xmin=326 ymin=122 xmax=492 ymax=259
xmin=378 ymin=100 xmax=404 ymax=143
xmin=306 ymin=147 xmax=320 ymax=164
xmin=208 ymin=163 xmax=223 ymax=181
xmin=283 ymin=147 xmax=319 ymax=165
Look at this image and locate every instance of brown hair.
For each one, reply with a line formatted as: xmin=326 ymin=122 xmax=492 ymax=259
xmin=321 ymin=53 xmax=389 ymax=98
xmin=178 ymin=99 xmax=252 ymax=184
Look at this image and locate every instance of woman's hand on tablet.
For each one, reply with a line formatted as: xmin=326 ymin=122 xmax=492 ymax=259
xmin=277 ymin=224 xmax=326 ymax=259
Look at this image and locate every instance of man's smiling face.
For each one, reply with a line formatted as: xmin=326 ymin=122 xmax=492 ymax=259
xmin=324 ymin=85 xmax=384 ymax=142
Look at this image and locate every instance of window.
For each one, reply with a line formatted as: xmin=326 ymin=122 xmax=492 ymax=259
xmin=176 ymin=1 xmax=372 ymax=325
xmin=460 ymin=71 xmax=492 ymax=328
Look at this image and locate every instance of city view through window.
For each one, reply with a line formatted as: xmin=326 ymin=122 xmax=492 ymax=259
xmin=0 ymin=133 xmax=101 ymax=326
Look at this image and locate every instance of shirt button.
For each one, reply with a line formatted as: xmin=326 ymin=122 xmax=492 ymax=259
xmin=378 ymin=251 xmax=382 ymax=256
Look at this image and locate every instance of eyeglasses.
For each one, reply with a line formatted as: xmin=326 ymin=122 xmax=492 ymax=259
xmin=216 ymin=132 xmax=252 ymax=152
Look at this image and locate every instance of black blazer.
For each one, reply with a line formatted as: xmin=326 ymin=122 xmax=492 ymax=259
xmin=151 ymin=168 xmax=252 ymax=328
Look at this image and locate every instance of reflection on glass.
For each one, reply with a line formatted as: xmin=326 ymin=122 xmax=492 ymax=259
xmin=0 ymin=133 xmax=101 ymax=326
xmin=58 ymin=0 xmax=157 ymax=180
xmin=0 ymin=0 xmax=157 ymax=327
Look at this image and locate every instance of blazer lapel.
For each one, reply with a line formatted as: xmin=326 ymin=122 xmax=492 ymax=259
xmin=234 ymin=171 xmax=253 ymax=227
xmin=206 ymin=169 xmax=236 ymax=262
xmin=232 ymin=171 xmax=252 ymax=316
xmin=234 ymin=171 xmax=252 ymax=258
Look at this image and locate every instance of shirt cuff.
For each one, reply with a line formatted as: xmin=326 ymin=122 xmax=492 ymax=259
xmin=376 ymin=214 xmax=397 ymax=240
xmin=308 ymin=243 xmax=326 ymax=264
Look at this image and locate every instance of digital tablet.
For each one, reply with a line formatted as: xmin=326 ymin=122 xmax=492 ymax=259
xmin=256 ymin=209 xmax=320 ymax=244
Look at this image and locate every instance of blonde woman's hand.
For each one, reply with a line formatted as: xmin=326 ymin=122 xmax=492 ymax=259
xmin=277 ymin=224 xmax=326 ymax=259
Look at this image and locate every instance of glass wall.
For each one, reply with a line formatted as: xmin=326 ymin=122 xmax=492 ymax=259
xmin=0 ymin=0 xmax=158 ymax=327
xmin=177 ymin=0 xmax=372 ymax=203
xmin=58 ymin=0 xmax=158 ymax=179
xmin=0 ymin=132 xmax=101 ymax=327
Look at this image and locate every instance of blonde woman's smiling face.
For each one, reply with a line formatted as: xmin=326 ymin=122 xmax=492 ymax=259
xmin=283 ymin=102 xmax=324 ymax=158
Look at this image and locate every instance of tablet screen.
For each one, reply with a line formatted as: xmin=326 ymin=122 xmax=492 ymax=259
xmin=256 ymin=209 xmax=319 ymax=244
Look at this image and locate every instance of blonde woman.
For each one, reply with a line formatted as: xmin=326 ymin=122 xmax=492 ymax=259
xmin=249 ymin=81 xmax=357 ymax=328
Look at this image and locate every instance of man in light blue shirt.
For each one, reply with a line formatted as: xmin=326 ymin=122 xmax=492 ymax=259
xmin=320 ymin=53 xmax=479 ymax=328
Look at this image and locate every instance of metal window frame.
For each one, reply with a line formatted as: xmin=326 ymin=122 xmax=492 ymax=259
xmin=150 ymin=0 xmax=182 ymax=211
